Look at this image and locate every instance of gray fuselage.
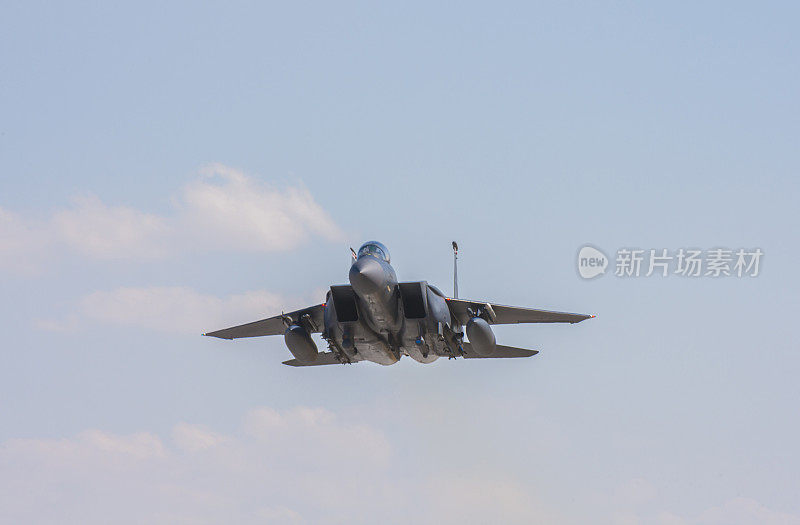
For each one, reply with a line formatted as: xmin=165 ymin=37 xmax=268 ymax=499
xmin=322 ymin=242 xmax=453 ymax=365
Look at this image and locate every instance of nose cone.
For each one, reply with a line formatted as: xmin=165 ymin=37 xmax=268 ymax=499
xmin=349 ymin=256 xmax=387 ymax=296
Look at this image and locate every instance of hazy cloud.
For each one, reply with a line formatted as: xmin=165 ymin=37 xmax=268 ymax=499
xmin=0 ymin=207 xmax=50 ymax=274
xmin=1 ymin=405 xmax=794 ymax=525
xmin=0 ymin=406 xmax=392 ymax=525
xmin=422 ymin=475 xmax=564 ymax=524
xmin=613 ymin=478 xmax=658 ymax=507
xmin=0 ymin=406 xmax=561 ymax=525
xmin=37 ymin=286 xmax=316 ymax=335
xmin=51 ymin=195 xmax=173 ymax=259
xmin=179 ymin=163 xmax=343 ymax=253
xmin=655 ymin=498 xmax=800 ymax=525
xmin=0 ymin=164 xmax=344 ymax=270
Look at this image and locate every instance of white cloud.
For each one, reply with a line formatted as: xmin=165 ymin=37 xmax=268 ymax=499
xmin=3 ymin=406 xmax=795 ymax=525
xmin=171 ymin=423 xmax=227 ymax=453
xmin=0 ymin=164 xmax=344 ymax=270
xmin=179 ymin=163 xmax=343 ymax=252
xmin=242 ymin=406 xmax=391 ymax=468
xmin=0 ymin=406 xmax=559 ymax=525
xmin=51 ymin=194 xmax=173 ymax=259
xmin=0 ymin=407 xmax=378 ymax=524
xmin=44 ymin=286 xmax=308 ymax=335
xmin=38 ymin=284 xmax=333 ymax=335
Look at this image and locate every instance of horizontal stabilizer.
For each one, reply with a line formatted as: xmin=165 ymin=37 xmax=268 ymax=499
xmin=283 ymin=351 xmax=361 ymax=367
xmin=461 ymin=342 xmax=539 ymax=359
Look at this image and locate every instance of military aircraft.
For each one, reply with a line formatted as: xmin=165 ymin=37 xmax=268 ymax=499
xmin=204 ymin=241 xmax=594 ymax=366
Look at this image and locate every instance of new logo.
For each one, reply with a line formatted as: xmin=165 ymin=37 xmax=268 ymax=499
xmin=577 ymin=245 xmax=608 ymax=279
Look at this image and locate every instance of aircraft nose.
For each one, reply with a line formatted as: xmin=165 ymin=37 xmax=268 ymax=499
xmin=349 ymin=256 xmax=386 ymax=296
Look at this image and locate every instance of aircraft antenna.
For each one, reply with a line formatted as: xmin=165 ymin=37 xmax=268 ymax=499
xmin=452 ymin=241 xmax=459 ymax=299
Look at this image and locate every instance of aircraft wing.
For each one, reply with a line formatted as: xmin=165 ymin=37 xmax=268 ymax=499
xmin=461 ymin=343 xmax=539 ymax=359
xmin=446 ymin=298 xmax=594 ymax=326
xmin=203 ymin=304 xmax=325 ymax=340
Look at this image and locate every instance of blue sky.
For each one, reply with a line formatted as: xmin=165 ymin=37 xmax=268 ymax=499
xmin=1 ymin=2 xmax=799 ymax=523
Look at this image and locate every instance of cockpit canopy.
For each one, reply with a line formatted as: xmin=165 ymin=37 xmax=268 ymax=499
xmin=357 ymin=241 xmax=390 ymax=264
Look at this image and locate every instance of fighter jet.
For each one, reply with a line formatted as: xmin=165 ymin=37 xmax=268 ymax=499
xmin=204 ymin=241 xmax=594 ymax=366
